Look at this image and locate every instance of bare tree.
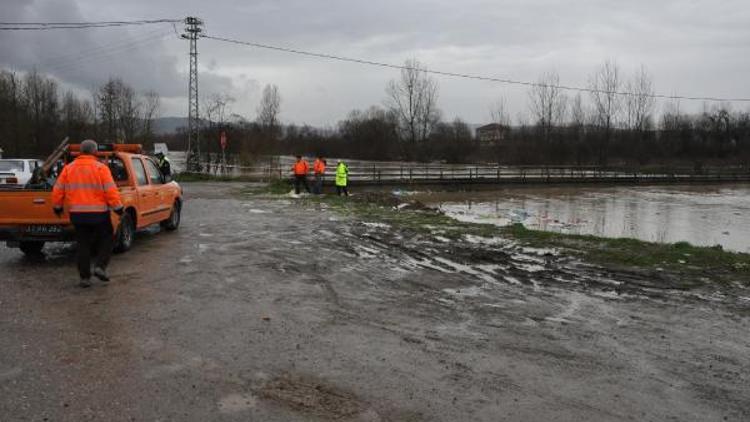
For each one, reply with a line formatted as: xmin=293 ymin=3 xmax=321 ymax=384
xmin=588 ymin=59 xmax=622 ymax=164
xmin=385 ymin=59 xmax=440 ymax=148
xmin=490 ymin=96 xmax=512 ymax=127
xmin=257 ymin=84 xmax=281 ymax=138
xmin=205 ymin=93 xmax=235 ymax=127
xmin=24 ymin=70 xmax=58 ymax=152
xmin=97 ymin=78 xmax=122 ymax=141
xmin=528 ymin=71 xmax=567 ymax=143
xmin=141 ymin=90 xmax=161 ymax=139
xmin=624 ymin=65 xmax=655 ymax=132
xmin=569 ymin=93 xmax=586 ymax=128
xmin=116 ymin=83 xmax=141 ymax=142
xmin=61 ymin=90 xmax=93 ymax=141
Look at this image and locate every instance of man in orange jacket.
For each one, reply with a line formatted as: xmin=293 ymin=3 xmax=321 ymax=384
xmin=291 ymin=155 xmax=310 ymax=195
xmin=312 ymin=156 xmax=326 ymax=194
xmin=52 ymin=140 xmax=124 ymax=287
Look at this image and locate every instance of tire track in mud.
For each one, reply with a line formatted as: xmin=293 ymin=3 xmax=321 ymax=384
xmin=342 ymin=219 xmax=739 ymax=305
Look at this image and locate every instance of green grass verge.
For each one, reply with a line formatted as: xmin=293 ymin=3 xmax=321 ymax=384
xmin=503 ymin=224 xmax=750 ymax=278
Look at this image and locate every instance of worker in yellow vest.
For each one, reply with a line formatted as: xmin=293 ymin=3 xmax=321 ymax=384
xmin=335 ymin=160 xmax=349 ymax=196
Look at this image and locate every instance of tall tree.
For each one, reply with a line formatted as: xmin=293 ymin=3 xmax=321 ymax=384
xmin=588 ymin=59 xmax=622 ymax=164
xmin=385 ymin=59 xmax=440 ymax=149
xmin=61 ymin=90 xmax=93 ymax=141
xmin=116 ymin=83 xmax=141 ymax=142
xmin=624 ymin=65 xmax=655 ymax=132
xmin=490 ymin=96 xmax=512 ymax=127
xmin=528 ymin=71 xmax=567 ymax=144
xmin=141 ymin=90 xmax=161 ymax=140
xmin=257 ymin=84 xmax=281 ymax=139
xmin=97 ymin=78 xmax=121 ymax=141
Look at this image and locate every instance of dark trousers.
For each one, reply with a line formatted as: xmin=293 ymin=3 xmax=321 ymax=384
xmin=336 ymin=185 xmax=349 ymax=196
xmin=313 ymin=174 xmax=324 ymax=194
xmin=294 ymin=175 xmax=310 ymax=194
xmin=72 ymin=213 xmax=113 ymax=279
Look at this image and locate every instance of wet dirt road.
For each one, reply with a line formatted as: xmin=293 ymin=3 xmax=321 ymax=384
xmin=1 ymin=182 xmax=748 ymax=421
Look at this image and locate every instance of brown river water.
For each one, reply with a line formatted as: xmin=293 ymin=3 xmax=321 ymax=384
xmin=409 ymin=183 xmax=750 ymax=253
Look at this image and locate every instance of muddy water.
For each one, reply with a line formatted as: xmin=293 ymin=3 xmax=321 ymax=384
xmin=414 ymin=184 xmax=750 ymax=253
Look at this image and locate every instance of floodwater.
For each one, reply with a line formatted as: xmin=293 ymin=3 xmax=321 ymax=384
xmin=414 ymin=183 xmax=750 ymax=253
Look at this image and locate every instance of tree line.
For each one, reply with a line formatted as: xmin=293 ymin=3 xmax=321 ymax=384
xmin=2 ymin=63 xmax=749 ymax=168
xmin=0 ymin=70 xmax=160 ymax=158
xmin=191 ymin=58 xmax=750 ymax=168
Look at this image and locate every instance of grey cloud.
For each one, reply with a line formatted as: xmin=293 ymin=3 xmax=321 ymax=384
xmin=2 ymin=0 xmax=749 ymax=123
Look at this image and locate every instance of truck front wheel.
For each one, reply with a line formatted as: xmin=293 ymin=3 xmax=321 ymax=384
xmin=161 ymin=200 xmax=181 ymax=231
xmin=114 ymin=212 xmax=135 ymax=253
xmin=19 ymin=241 xmax=45 ymax=255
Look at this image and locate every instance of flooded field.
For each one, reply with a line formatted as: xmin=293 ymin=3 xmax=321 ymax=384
xmin=413 ymin=184 xmax=750 ymax=253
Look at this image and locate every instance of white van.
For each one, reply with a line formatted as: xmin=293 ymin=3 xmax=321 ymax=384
xmin=0 ymin=159 xmax=43 ymax=186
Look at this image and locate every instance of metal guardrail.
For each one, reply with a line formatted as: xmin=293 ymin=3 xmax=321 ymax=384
xmin=188 ymin=162 xmax=750 ymax=185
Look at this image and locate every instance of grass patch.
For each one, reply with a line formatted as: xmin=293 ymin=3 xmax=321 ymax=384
xmin=503 ymin=223 xmax=750 ymax=280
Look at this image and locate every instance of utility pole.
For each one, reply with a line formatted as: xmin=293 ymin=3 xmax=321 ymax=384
xmin=182 ymin=16 xmax=203 ymax=172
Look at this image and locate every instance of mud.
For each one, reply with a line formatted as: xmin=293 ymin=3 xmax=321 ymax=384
xmin=1 ymin=182 xmax=749 ymax=421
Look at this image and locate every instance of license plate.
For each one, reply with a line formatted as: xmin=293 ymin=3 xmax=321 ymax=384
xmin=26 ymin=225 xmax=63 ymax=235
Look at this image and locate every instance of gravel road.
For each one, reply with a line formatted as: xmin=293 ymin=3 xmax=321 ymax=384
xmin=1 ymin=182 xmax=748 ymax=421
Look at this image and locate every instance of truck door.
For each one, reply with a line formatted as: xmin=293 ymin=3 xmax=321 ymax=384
xmin=130 ymin=157 xmax=158 ymax=226
xmin=143 ymin=158 xmax=171 ymax=222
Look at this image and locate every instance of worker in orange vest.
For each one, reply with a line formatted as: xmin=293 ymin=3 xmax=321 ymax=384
xmin=312 ymin=156 xmax=326 ymax=194
xmin=291 ymin=155 xmax=310 ymax=195
xmin=52 ymin=140 xmax=124 ymax=288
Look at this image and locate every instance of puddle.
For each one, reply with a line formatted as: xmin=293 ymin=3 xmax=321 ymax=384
xmin=416 ymin=184 xmax=750 ymax=253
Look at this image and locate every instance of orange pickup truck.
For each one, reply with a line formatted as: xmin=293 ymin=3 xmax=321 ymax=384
xmin=0 ymin=144 xmax=182 ymax=255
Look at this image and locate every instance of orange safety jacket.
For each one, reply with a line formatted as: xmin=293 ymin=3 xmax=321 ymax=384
xmin=292 ymin=160 xmax=309 ymax=176
xmin=313 ymin=159 xmax=326 ymax=175
xmin=52 ymin=155 xmax=123 ymax=213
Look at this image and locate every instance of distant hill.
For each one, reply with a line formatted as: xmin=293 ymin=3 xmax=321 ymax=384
xmin=152 ymin=117 xmax=188 ymax=135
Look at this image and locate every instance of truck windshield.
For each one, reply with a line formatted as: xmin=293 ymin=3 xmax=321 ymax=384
xmin=0 ymin=160 xmax=24 ymax=172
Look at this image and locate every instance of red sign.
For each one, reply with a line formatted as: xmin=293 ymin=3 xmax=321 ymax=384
xmin=220 ymin=131 xmax=227 ymax=150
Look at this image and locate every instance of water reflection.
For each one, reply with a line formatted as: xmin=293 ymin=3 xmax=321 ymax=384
xmin=418 ymin=184 xmax=750 ymax=253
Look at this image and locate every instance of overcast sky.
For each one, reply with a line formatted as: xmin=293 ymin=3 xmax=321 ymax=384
xmin=2 ymin=0 xmax=749 ymax=126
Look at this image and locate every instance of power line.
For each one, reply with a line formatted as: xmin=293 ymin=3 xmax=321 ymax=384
xmin=0 ymin=19 xmax=181 ymax=31
xmin=45 ymin=31 xmax=174 ymax=74
xmin=0 ymin=19 xmax=180 ymax=25
xmin=38 ymin=27 xmax=170 ymax=69
xmin=202 ymin=34 xmax=750 ymax=103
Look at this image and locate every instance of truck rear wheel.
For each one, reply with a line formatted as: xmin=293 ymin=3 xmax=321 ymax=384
xmin=114 ymin=212 xmax=135 ymax=253
xmin=19 ymin=241 xmax=45 ymax=255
